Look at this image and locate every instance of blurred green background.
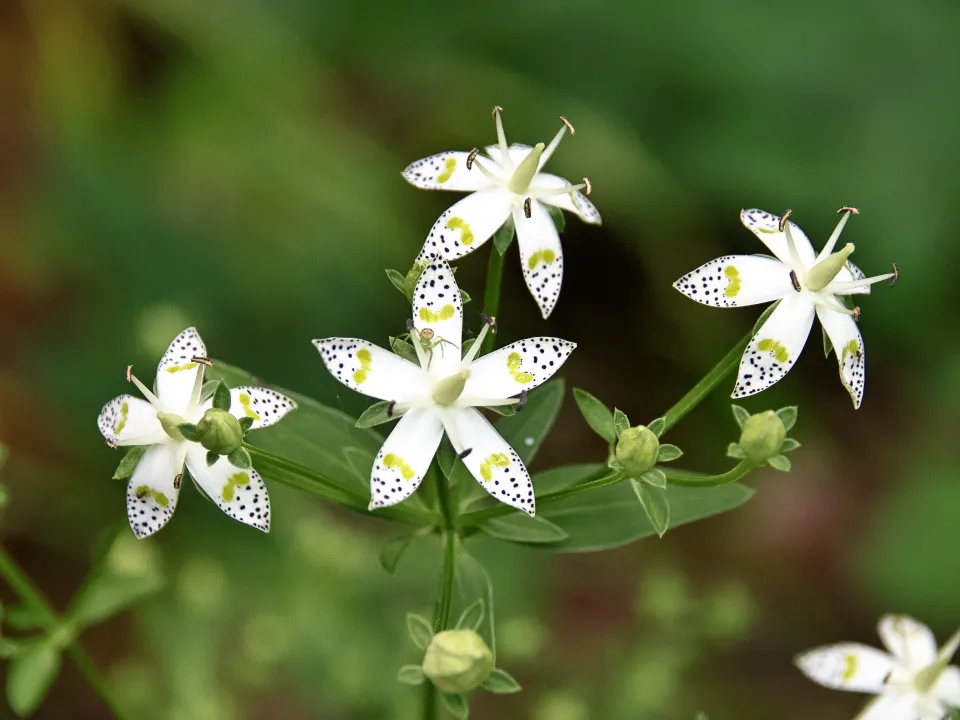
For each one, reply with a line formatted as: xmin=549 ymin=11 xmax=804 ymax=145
xmin=1 ymin=0 xmax=959 ymax=717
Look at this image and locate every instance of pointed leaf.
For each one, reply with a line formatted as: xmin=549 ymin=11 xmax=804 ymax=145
xmin=613 ymin=408 xmax=630 ymax=436
xmin=460 ymin=289 xmax=472 ymax=305
xmin=482 ymin=403 xmax=517 ymax=417
xmin=213 ymin=381 xmax=232 ymax=411
xmin=380 ymin=534 xmax=416 ymax=575
xmin=6 ymin=642 xmax=61 ymax=717
xmin=199 ymin=380 xmax=220 ymax=404
xmin=572 ymin=389 xmax=615 ymax=443
xmin=112 ymin=445 xmax=148 ymax=480
xmin=406 ymin=613 xmax=433 ymax=650
xmin=657 ymin=444 xmax=683 ymax=462
xmin=227 ymin=447 xmax=252 ymax=470
xmin=780 ymin=438 xmax=801 ymax=453
xmin=355 ymin=400 xmax=402 ymax=429
xmin=495 ymin=379 xmax=565 ymax=465
xmin=389 ymin=336 xmax=420 ymax=365
xmin=822 ymin=324 xmax=833 ymax=357
xmin=776 ymin=406 xmax=798 ymax=432
xmin=647 ymin=417 xmax=666 ymax=437
xmin=441 ymin=692 xmax=469 ymax=719
xmin=638 ymin=468 xmax=667 ymax=489
xmin=631 ymin=478 xmax=670 ymax=537
xmin=455 ymin=599 xmax=485 ymax=631
xmin=493 ymin=215 xmax=515 ymax=255
xmin=731 ymin=405 xmax=750 ymax=429
xmin=397 ymin=665 xmax=425 ymax=686
xmin=482 ymin=667 xmax=522 ymax=694
xmin=238 ymin=416 xmax=254 ymax=432
xmin=205 ymin=450 xmax=219 ymax=467
xmin=437 ymin=438 xmax=457 ymax=479
xmin=386 ymin=268 xmax=407 ymax=297
xmin=766 ymin=454 xmax=791 ymax=472
xmin=478 ymin=514 xmax=568 ymax=544
xmin=546 ymin=203 xmax=566 ymax=233
xmin=454 ymin=543 xmax=496 ymax=660
xmin=726 ymin=443 xmax=746 ymax=459
xmin=178 ymin=423 xmax=201 ymax=442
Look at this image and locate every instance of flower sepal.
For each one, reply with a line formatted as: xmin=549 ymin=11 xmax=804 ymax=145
xmin=112 ymin=445 xmax=149 ymax=480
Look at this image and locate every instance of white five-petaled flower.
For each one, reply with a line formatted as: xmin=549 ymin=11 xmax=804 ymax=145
xmin=402 ymin=107 xmax=601 ymax=319
xmin=313 ymin=258 xmax=576 ymax=515
xmin=673 ymin=208 xmax=897 ymax=408
xmin=796 ymin=614 xmax=960 ymax=719
xmin=97 ymin=328 xmax=297 ymax=538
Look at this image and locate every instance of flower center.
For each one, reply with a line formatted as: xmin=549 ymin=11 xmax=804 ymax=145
xmin=507 ymin=143 xmax=544 ymax=195
xmin=432 ymin=369 xmax=470 ymax=407
xmin=804 ymin=243 xmax=855 ymax=292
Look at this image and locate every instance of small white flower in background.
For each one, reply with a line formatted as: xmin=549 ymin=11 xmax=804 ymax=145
xmin=673 ymin=207 xmax=897 ymax=408
xmin=796 ymin=615 xmax=960 ymax=720
xmin=97 ymin=328 xmax=296 ymax=538
xmin=402 ymin=106 xmax=601 ymax=318
xmin=314 ymin=257 xmax=576 ymax=515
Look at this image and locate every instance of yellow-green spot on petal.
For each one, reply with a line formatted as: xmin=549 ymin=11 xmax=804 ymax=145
xmin=115 ymin=402 xmax=129 ymax=435
xmin=419 ymin=305 xmax=456 ymax=323
xmin=724 ymin=265 xmax=741 ymax=297
xmin=841 ymin=339 xmax=859 ymax=361
xmin=757 ymin=338 xmax=789 ymax=364
xmin=527 ymin=249 xmax=556 ymax=270
xmin=353 ymin=348 xmax=373 ymax=385
xmin=238 ymin=393 xmax=261 ymax=420
xmin=437 ymin=157 xmax=456 ymax=184
xmin=506 ymin=352 xmax=534 ymax=384
xmin=841 ymin=653 xmax=859 ymax=682
xmin=221 ymin=472 xmax=250 ymax=502
xmin=383 ymin=453 xmax=415 ymax=480
xmin=165 ymin=362 xmax=198 ymax=374
xmin=135 ymin=485 xmax=169 ymax=507
xmin=479 ymin=453 xmax=510 ymax=482
xmin=445 ymin=217 xmax=475 ymax=246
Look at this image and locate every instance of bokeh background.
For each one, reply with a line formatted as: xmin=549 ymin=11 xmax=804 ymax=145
xmin=2 ymin=0 xmax=959 ymax=718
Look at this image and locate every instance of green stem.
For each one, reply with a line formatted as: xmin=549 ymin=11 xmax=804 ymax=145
xmin=246 ymin=445 xmax=439 ymax=526
xmin=0 ymin=545 xmax=132 ymax=720
xmin=481 ymin=246 xmax=506 ymax=355
xmin=661 ymin=461 xmax=755 ymax=487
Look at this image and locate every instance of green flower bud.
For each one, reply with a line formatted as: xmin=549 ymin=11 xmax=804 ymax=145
xmin=196 ymin=408 xmax=244 ymax=455
xmin=615 ymin=426 xmax=660 ymax=477
xmin=421 ymin=629 xmax=494 ymax=694
xmin=738 ymin=411 xmax=786 ymax=463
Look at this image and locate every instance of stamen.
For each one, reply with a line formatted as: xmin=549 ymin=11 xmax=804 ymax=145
xmin=826 ymin=270 xmax=896 ymax=294
xmin=481 ymin=313 xmax=498 ymax=334
xmin=853 ymin=306 xmax=861 ymax=321
xmin=780 ymin=209 xmax=805 ymax=273
xmin=466 ymin=147 xmax=479 ymax=170
xmin=191 ymin=356 xmax=213 ymax=366
xmin=559 ymin=116 xmax=575 ymax=134
xmin=524 ymin=198 xmax=532 ymax=218
xmin=778 ymin=208 xmax=792 ymax=232
xmin=471 ymin=157 xmax=503 ymax=184
xmin=533 ymin=181 xmax=589 ymax=197
xmin=891 ymin=263 xmax=899 ymax=286
xmin=816 ymin=207 xmax=856 ymax=262
xmin=582 ymin=177 xmax=592 ymax=195
xmin=790 ymin=270 xmax=802 ymax=292
xmin=837 ymin=206 xmax=860 ymax=215
xmin=540 ymin=120 xmax=570 ymax=168
xmin=105 ymin=440 xmax=117 ymax=450
xmin=127 ymin=370 xmax=163 ymax=408
xmin=126 ymin=365 xmax=134 ymax=382
xmin=174 ymin=473 xmax=182 ymax=490
xmin=406 ymin=318 xmax=415 ymax=332
xmin=463 ymin=320 xmax=494 ymax=364
xmin=458 ymin=448 xmax=473 ymax=460
xmin=492 ymin=105 xmax=512 ymax=171
xmin=515 ymin=390 xmax=529 ymax=412
xmin=387 ymin=400 xmax=397 ymax=417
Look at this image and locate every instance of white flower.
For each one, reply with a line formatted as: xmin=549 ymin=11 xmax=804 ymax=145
xmin=313 ymin=258 xmax=576 ymax=515
xmin=402 ymin=107 xmax=601 ymax=319
xmin=97 ymin=328 xmax=297 ymax=538
xmin=673 ymin=208 xmax=897 ymax=408
xmin=796 ymin=614 xmax=960 ymax=719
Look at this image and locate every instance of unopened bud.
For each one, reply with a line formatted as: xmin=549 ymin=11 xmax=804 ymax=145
xmin=196 ymin=408 xmax=244 ymax=455
xmin=615 ymin=426 xmax=660 ymax=477
xmin=739 ymin=411 xmax=786 ymax=463
xmin=421 ymin=629 xmax=494 ymax=694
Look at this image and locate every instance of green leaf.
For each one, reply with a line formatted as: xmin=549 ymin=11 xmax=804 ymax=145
xmin=386 ymin=268 xmax=407 ymax=297
xmin=178 ymin=423 xmax=201 ymax=442
xmin=380 ymin=534 xmax=416 ymax=575
xmin=406 ymin=613 xmax=433 ymax=650
xmin=441 ymin=692 xmax=469 ymax=719
xmin=657 ymin=444 xmax=683 ymax=462
xmin=238 ymin=415 xmax=254 ymax=433
xmin=478 ymin=514 xmax=568 ymax=544
xmin=572 ymin=388 xmax=616 ymax=444
xmin=647 ymin=417 xmax=666 ymax=437
xmin=6 ymin=642 xmax=61 ymax=717
xmin=493 ymin=216 xmax=515 ymax=255
xmin=766 ymin=454 xmax=791 ymax=472
xmin=460 ymin=289 xmax=472 ymax=305
xmin=776 ymin=406 xmax=798 ymax=432
xmin=355 ymin=401 xmax=402 ymax=429
xmin=397 ymin=664 xmax=425 ymax=685
xmin=389 ymin=336 xmax=420 ymax=365
xmin=205 ymin=450 xmax=219 ymax=467
xmin=638 ymin=468 xmax=667 ymax=489
xmin=112 ymin=445 xmax=148 ymax=480
xmin=461 ymin=338 xmax=476 ymax=360
xmin=613 ymin=408 xmax=631 ymax=436
xmin=482 ymin=667 xmax=522 ymax=694
xmin=455 ymin=599 xmax=485 ymax=631
xmin=0 ymin=638 xmax=20 ymax=660
xmin=494 ymin=379 xmax=565 ymax=465
xmin=199 ymin=380 xmax=220 ymax=404
xmin=822 ymin=324 xmax=833 ymax=357
xmin=532 ymin=463 xmax=606 ymax=494
xmin=342 ymin=446 xmax=373 ymax=485
xmin=545 ymin=203 xmax=566 ymax=233
xmin=726 ymin=443 xmax=746 ymax=459
xmin=731 ymin=405 xmax=750 ymax=429
xmin=780 ymin=438 xmax=801 ymax=453
xmin=437 ymin=438 xmax=457 ymax=479
xmin=227 ymin=447 xmax=252 ymax=470
xmin=537 ymin=481 xmax=754 ymax=553
xmin=632 ymin=479 xmax=670 ymax=537
xmin=213 ymin=381 xmax=232 ymax=411
xmin=3 ymin=606 xmax=43 ymax=632
xmin=454 ymin=543 xmax=496 ymax=660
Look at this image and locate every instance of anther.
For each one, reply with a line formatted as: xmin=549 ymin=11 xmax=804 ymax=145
xmin=406 ymin=318 xmax=415 ymax=332
xmin=105 ymin=440 xmax=117 ymax=450
xmin=481 ymin=313 xmax=498 ymax=334
xmin=582 ymin=177 xmax=592 ymax=196
xmin=466 ymin=147 xmax=479 ymax=170
xmin=559 ymin=116 xmax=575 ymax=134
xmin=126 ymin=365 xmax=134 ymax=382
xmin=852 ymin=306 xmax=862 ymax=321
xmin=491 ymin=105 xmax=503 ymax=117
xmin=387 ymin=400 xmax=397 ymax=417
xmin=890 ymin=262 xmax=899 ymax=286
xmin=458 ymin=448 xmax=473 ymax=460
xmin=173 ymin=473 xmax=182 ymax=490
xmin=420 ymin=328 xmax=435 ymax=341
xmin=778 ymin=209 xmax=793 ymax=233
xmin=524 ymin=198 xmax=532 ymax=218
xmin=790 ymin=270 xmax=801 ymax=292
xmin=837 ymin=206 xmax=860 ymax=215
xmin=515 ymin=390 xmax=529 ymax=412
xmin=191 ymin=356 xmax=213 ymax=366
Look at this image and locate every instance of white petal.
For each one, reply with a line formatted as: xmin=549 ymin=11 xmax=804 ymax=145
xmin=369 ymin=407 xmax=444 ymax=511
xmin=740 ymin=209 xmax=817 ymax=269
xmin=155 ymin=327 xmax=207 ymax=413
xmin=514 ymin=201 xmax=564 ymax=318
xmin=795 ymin=643 xmax=895 ymax=693
xmin=461 ymin=338 xmax=576 ymax=406
xmin=313 ymin=339 xmax=429 ymax=404
xmin=733 ymin=294 xmax=816 ymax=398
xmin=484 ymin=143 xmax=533 ymax=168
xmin=227 ymin=387 xmax=297 ymax=430
xmin=412 ymin=258 xmax=464 ymax=378
xmin=855 ymin=693 xmax=916 ymax=720
xmin=402 ymin=151 xmax=501 ymax=192
xmin=816 ymin=305 xmax=866 ymax=408
xmin=419 ymin=190 xmax=514 ymax=261
xmin=98 ymin=395 xmax=164 ymax=446
xmin=126 ymin=442 xmax=186 ymax=539
xmin=673 ymin=255 xmax=794 ymax=308
xmin=440 ymin=407 xmax=535 ymax=516
xmin=185 ymin=445 xmax=270 ymax=532
xmin=835 ymin=260 xmax=872 ymax=295
xmin=933 ymin=666 xmax=960 ymax=706
xmin=878 ymin=615 xmax=938 ymax=670
xmin=531 ymin=172 xmax=602 ymax=226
